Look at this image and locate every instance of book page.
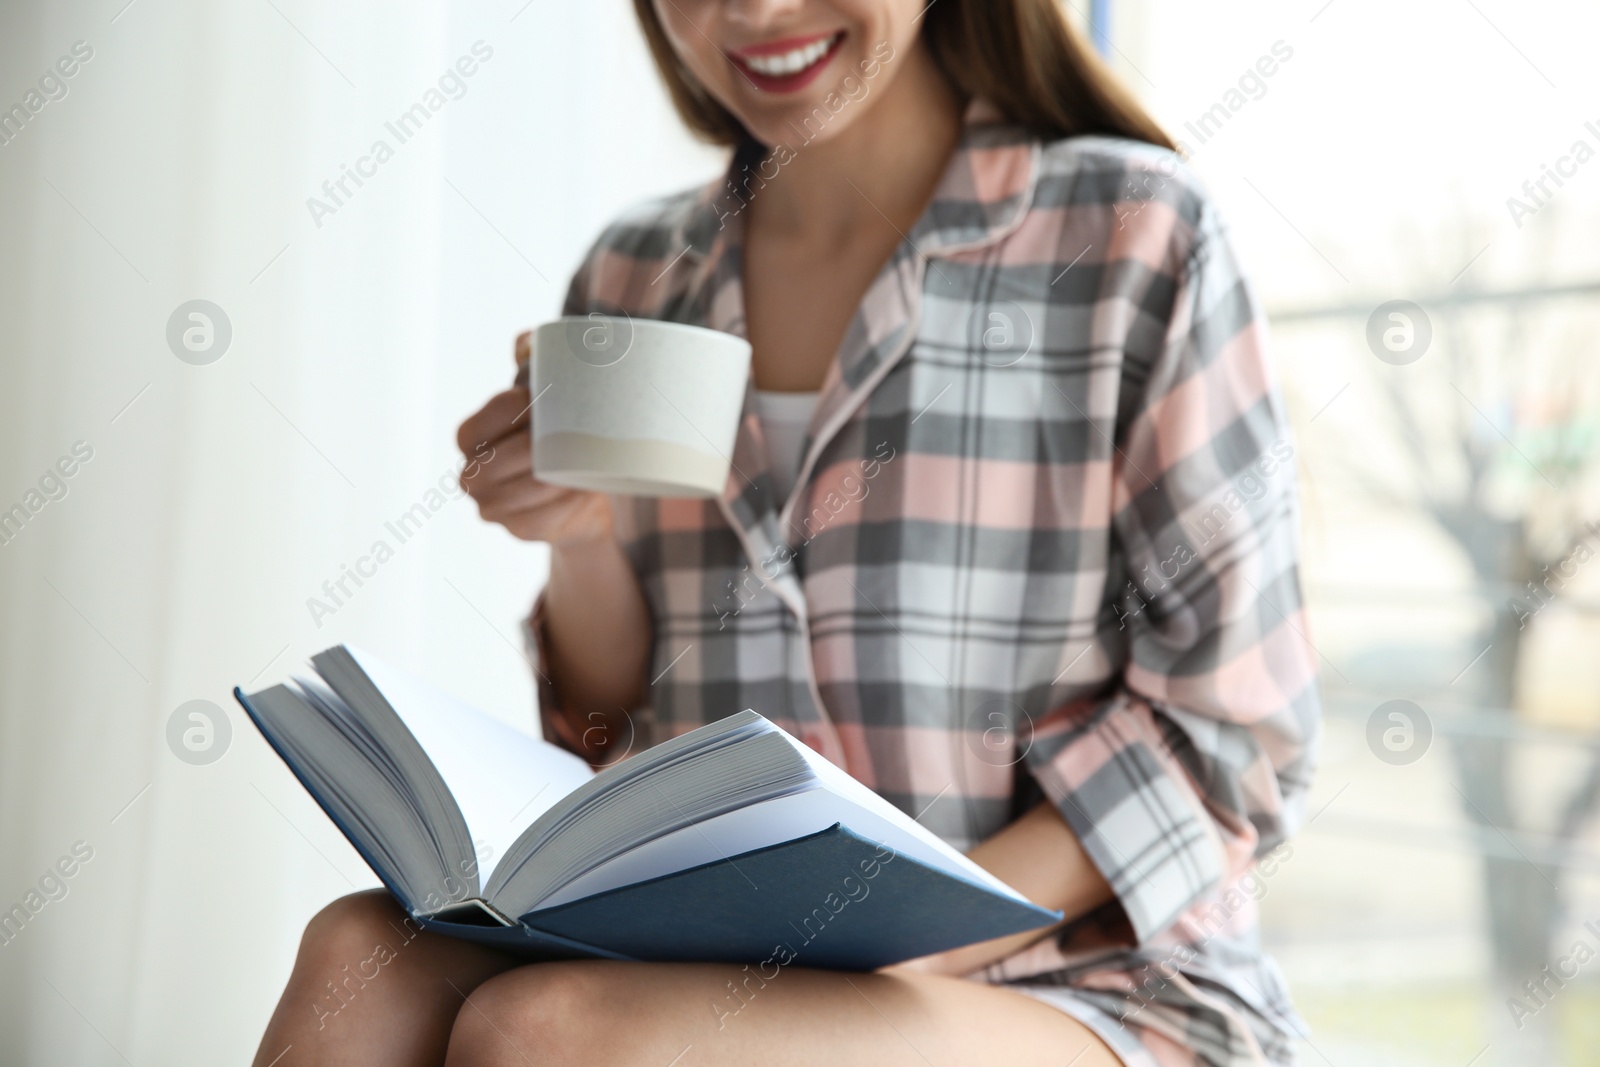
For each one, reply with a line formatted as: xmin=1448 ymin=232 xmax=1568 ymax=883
xmin=782 ymin=736 xmax=1023 ymax=898
xmin=536 ymin=781 xmax=1027 ymax=911
xmin=346 ymin=646 xmax=592 ymax=884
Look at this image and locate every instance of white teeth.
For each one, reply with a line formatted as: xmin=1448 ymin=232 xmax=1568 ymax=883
xmin=743 ymin=35 xmax=836 ymax=77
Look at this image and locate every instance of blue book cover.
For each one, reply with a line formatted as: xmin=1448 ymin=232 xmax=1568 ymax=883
xmin=234 ymin=650 xmax=1062 ymax=970
xmin=512 ymin=823 xmax=1059 ymax=969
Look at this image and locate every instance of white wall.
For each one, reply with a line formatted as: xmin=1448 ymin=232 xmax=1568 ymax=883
xmin=0 ymin=1 xmax=719 ymax=1062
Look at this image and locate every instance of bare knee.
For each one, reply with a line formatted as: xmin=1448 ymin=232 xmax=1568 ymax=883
xmin=445 ymin=963 xmax=611 ymax=1067
xmin=288 ymin=891 xmax=422 ymax=1014
xmin=260 ymin=890 xmax=518 ymax=1059
xmin=298 ymin=890 xmax=417 ymax=969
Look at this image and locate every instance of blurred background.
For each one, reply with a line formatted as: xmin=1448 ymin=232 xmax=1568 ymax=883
xmin=1 ymin=0 xmax=1597 ymax=1063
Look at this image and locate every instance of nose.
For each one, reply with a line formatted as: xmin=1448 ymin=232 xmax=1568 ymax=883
xmin=722 ymin=0 xmax=808 ymax=30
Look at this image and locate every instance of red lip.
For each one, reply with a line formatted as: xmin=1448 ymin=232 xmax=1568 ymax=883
xmin=727 ymin=31 xmax=845 ymax=95
xmin=730 ymin=31 xmax=839 ymax=59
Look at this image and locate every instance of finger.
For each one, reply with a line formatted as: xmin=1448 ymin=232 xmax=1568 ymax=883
xmin=461 ymin=456 xmax=546 ymax=503
xmin=462 ymin=457 xmax=566 ymax=506
xmin=466 ymin=441 xmax=535 ymax=489
xmin=460 ymin=427 xmax=529 ymax=473
xmin=456 ymin=388 xmax=532 ymax=454
xmin=474 ymin=486 xmax=587 ymax=527
xmin=482 ymin=450 xmax=535 ymax=487
xmin=484 ymin=493 xmax=603 ymax=541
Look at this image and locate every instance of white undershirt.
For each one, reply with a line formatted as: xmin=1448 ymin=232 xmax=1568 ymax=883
xmin=754 ymin=389 xmax=820 ymax=503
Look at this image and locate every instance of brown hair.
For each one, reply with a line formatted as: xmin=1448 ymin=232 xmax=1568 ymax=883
xmin=630 ymin=0 xmax=1174 ymax=150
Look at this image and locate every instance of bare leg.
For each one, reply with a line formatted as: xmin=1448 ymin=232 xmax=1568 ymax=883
xmin=443 ymin=959 xmax=1124 ymax=1067
xmin=256 ymin=893 xmax=1126 ymax=1067
xmin=252 ymin=891 xmax=520 ymax=1067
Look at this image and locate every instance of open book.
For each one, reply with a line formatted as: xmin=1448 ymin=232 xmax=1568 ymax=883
xmin=234 ymin=646 xmax=1059 ymax=968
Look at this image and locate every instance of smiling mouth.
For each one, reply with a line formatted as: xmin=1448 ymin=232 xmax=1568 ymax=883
xmin=728 ymin=31 xmax=846 ymax=93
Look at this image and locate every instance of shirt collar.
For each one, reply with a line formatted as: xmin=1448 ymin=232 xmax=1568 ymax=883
xmin=677 ymin=99 xmax=1040 ymax=627
xmin=676 ymin=97 xmax=1039 ymax=264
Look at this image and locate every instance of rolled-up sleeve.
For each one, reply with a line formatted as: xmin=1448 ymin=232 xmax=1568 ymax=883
xmin=521 ymin=593 xmax=591 ymax=758
xmin=1025 ymin=206 xmax=1322 ymax=944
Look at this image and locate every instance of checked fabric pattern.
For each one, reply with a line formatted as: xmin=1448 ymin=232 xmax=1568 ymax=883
xmin=529 ymin=99 xmax=1323 ymax=1066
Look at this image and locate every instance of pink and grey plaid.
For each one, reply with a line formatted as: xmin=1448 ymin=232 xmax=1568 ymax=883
xmin=528 ymin=100 xmax=1322 ymax=1066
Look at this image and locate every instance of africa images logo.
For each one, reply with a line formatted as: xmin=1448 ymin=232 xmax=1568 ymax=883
xmin=306 ymin=42 xmax=495 ymax=228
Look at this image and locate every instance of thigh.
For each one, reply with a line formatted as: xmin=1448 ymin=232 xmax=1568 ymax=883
xmin=445 ymin=959 xmax=1123 ymax=1067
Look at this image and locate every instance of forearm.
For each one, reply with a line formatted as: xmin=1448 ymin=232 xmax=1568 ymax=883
xmin=971 ymin=800 xmax=1113 ymax=916
xmin=457 ymin=370 xmax=654 ymax=735
xmin=886 ymin=802 xmax=1114 ymax=977
xmin=541 ymin=534 xmax=652 ymax=730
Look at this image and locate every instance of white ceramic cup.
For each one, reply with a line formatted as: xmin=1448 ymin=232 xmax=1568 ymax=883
xmin=530 ymin=314 xmax=752 ymax=498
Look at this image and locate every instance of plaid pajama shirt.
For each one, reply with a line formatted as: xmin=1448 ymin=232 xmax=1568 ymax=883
xmin=526 ymin=99 xmax=1322 ymax=1066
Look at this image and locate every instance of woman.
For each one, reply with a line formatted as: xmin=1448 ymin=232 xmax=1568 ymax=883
xmin=254 ymin=1 xmax=1320 ymax=1064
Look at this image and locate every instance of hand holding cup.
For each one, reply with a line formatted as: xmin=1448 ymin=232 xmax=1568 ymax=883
xmin=457 ymin=330 xmax=613 ymax=546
